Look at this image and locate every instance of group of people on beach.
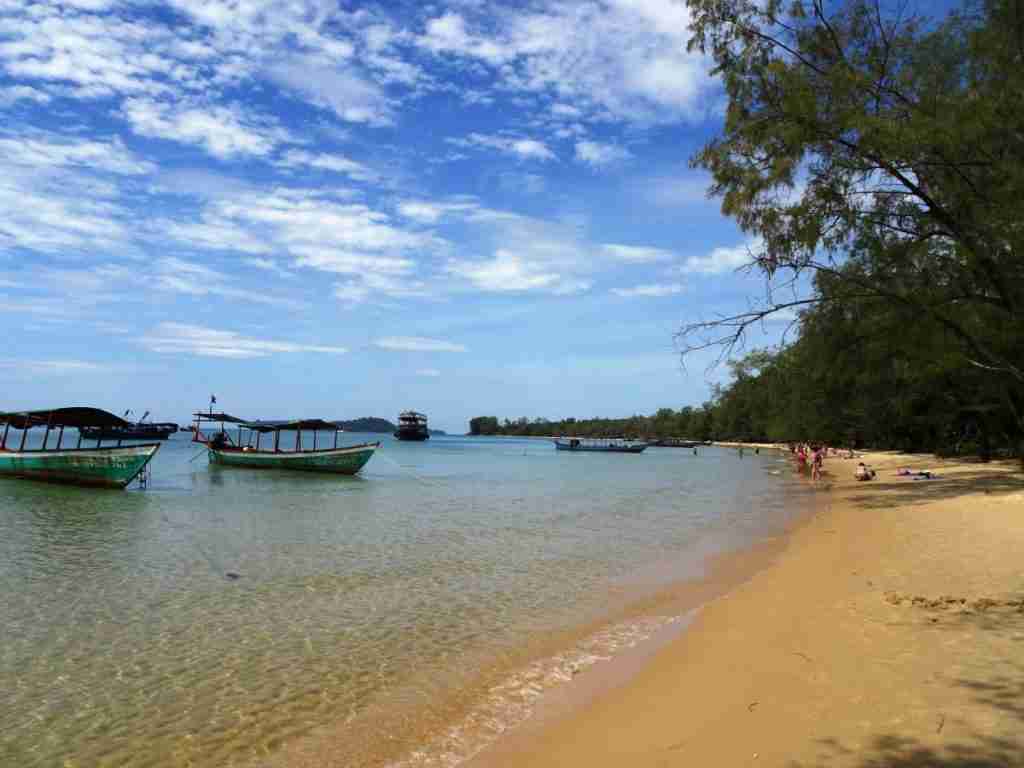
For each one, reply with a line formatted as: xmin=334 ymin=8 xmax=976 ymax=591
xmin=788 ymin=443 xmax=879 ymax=481
xmin=791 ymin=443 xmax=827 ymax=480
xmin=787 ymin=441 xmax=882 ymax=481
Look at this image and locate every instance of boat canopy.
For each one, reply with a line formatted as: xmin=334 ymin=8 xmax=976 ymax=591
xmin=0 ymin=407 xmax=131 ymax=430
xmin=193 ymin=413 xmax=342 ymax=432
xmin=237 ymin=419 xmax=343 ymax=433
xmin=193 ymin=412 xmax=248 ymax=424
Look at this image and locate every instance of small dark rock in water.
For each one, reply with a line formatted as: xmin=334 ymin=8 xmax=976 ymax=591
xmin=225 ymin=572 xmax=241 ymax=580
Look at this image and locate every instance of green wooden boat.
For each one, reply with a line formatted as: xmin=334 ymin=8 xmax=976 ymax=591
xmin=193 ymin=410 xmax=378 ymax=475
xmin=0 ymin=408 xmax=160 ymax=489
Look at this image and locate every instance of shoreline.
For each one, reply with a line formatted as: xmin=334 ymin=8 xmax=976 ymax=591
xmin=464 ymin=451 xmax=1024 ymax=767
xmin=262 ymin=451 xmax=816 ymax=768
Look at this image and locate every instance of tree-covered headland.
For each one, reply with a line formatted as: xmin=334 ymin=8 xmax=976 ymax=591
xmin=474 ymin=0 xmax=1024 ymax=460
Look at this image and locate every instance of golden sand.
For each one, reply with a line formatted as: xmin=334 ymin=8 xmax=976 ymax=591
xmin=469 ymin=451 xmax=1024 ymax=767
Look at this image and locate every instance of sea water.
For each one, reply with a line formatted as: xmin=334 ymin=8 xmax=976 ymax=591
xmin=0 ymin=434 xmax=809 ymax=767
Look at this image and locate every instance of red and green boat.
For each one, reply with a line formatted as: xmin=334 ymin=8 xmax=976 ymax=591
xmin=0 ymin=408 xmax=160 ymax=489
xmin=192 ymin=411 xmax=378 ymax=475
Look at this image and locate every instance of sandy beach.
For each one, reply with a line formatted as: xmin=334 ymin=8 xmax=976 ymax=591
xmin=469 ymin=450 xmax=1024 ymax=767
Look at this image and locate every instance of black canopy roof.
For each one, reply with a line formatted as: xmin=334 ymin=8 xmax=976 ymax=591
xmin=193 ymin=413 xmax=342 ymax=432
xmin=0 ymin=407 xmax=132 ymax=430
xmin=193 ymin=412 xmax=247 ymax=424
xmin=239 ymin=419 xmax=343 ymax=433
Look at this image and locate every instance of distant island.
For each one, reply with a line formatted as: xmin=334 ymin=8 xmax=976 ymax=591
xmin=339 ymin=417 xmax=445 ymax=435
xmin=339 ymin=417 xmax=395 ymax=433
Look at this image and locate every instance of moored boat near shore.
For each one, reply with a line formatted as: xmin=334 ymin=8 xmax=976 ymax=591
xmin=193 ymin=411 xmax=378 ymax=475
xmin=0 ymin=408 xmax=160 ymax=488
xmin=651 ymin=437 xmax=702 ymax=448
xmin=553 ymin=437 xmax=648 ymax=453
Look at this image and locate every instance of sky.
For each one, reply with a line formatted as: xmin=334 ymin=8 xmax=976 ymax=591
xmin=0 ymin=0 xmax=793 ymax=433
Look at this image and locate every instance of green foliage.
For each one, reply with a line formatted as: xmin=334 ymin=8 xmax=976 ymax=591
xmin=468 ymin=416 xmax=500 ymax=435
xmin=465 ymin=409 xmax=715 ymax=440
xmin=680 ymin=0 xmax=1024 ymax=458
xmin=336 ymin=417 xmax=396 ymax=433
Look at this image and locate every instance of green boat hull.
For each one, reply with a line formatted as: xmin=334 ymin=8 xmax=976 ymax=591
xmin=0 ymin=444 xmax=160 ymax=488
xmin=208 ymin=442 xmax=378 ymax=475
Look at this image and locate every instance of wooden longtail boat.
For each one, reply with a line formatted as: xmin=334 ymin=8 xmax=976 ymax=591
xmin=193 ymin=411 xmax=379 ymax=475
xmin=0 ymin=408 xmax=160 ymax=488
xmin=553 ymin=437 xmax=648 ymax=454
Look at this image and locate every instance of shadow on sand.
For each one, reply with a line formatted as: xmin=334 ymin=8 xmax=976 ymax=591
xmin=795 ymin=614 xmax=1024 ymax=767
xmin=844 ymin=467 xmax=1024 ymax=510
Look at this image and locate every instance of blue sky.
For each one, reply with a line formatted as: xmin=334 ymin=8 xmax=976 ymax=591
xmin=0 ymin=0 xmax=792 ymax=433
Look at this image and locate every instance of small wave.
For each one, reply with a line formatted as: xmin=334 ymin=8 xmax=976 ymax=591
xmin=388 ymin=615 xmax=684 ymax=768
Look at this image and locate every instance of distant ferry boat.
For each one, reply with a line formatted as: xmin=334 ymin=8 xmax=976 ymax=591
xmin=394 ymin=411 xmax=429 ymax=441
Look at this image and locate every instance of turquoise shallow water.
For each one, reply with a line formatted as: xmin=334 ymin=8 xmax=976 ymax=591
xmin=0 ymin=433 xmax=806 ymax=767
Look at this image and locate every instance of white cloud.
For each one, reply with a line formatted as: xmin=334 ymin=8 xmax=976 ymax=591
xmin=268 ymin=58 xmax=393 ymax=126
xmin=0 ymin=9 xmax=181 ymax=98
xmin=161 ymin=187 xmax=440 ymax=305
xmin=290 ymin=246 xmax=413 ymax=276
xmin=680 ymin=240 xmax=760 ymax=275
xmin=574 ymin=140 xmax=631 ymax=167
xmin=602 ymin=244 xmax=674 ymax=263
xmin=141 ymin=322 xmax=346 ymax=358
xmin=449 ymin=133 xmax=556 ymax=161
xmin=162 ymin=219 xmax=272 ymax=254
xmin=416 ymin=0 xmax=715 ymax=124
xmin=0 ymin=85 xmax=52 ymax=106
xmin=0 ymin=358 xmax=108 ymax=375
xmin=242 ymin=257 xmax=296 ymax=279
xmin=122 ymin=98 xmax=286 ymax=158
xmin=447 ymin=250 xmax=577 ymax=293
xmin=276 ymin=149 xmax=376 ymax=183
xmin=551 ymin=102 xmax=582 ymax=118
xmin=396 ymin=199 xmax=478 ymax=224
xmin=374 ymin=336 xmax=466 ymax=352
xmin=612 ymin=282 xmax=685 ymax=297
xmin=333 ymin=272 xmax=431 ymax=305
xmin=419 ymin=13 xmax=510 ymax=64
xmin=0 ymin=132 xmax=153 ymax=175
xmin=0 ymin=173 xmax=131 ymax=254
xmin=166 ymin=188 xmax=430 ymax=274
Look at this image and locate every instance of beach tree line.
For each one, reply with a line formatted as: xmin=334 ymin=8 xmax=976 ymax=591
xmin=677 ymin=0 xmax=1024 ymax=460
xmin=468 ymin=410 xmax=718 ymax=440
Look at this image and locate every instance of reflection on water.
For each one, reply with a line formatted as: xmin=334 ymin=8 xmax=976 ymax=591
xmin=0 ymin=434 xmax=809 ymax=767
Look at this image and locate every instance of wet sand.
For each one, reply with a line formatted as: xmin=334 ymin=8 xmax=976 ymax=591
xmin=469 ymin=451 xmax=1024 ymax=767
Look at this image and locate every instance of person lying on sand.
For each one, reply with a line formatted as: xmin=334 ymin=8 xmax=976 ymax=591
xmin=896 ymin=468 xmax=941 ymax=479
xmin=855 ymin=462 xmax=876 ymax=481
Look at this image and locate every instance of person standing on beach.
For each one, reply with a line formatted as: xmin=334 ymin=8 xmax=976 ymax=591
xmin=811 ymin=447 xmax=823 ymax=481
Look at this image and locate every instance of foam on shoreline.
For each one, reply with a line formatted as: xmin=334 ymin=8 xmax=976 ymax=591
xmin=464 ymin=452 xmax=1024 ymax=768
